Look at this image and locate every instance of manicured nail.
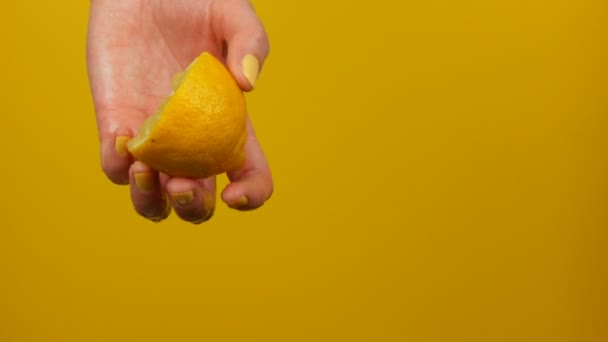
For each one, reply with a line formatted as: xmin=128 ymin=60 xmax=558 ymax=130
xmin=242 ymin=54 xmax=259 ymax=87
xmin=172 ymin=191 xmax=194 ymax=206
xmin=134 ymin=172 xmax=155 ymax=192
xmin=115 ymin=136 xmax=130 ymax=155
xmin=229 ymin=196 xmax=249 ymax=209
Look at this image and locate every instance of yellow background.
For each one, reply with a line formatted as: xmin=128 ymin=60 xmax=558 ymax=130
xmin=1 ymin=0 xmax=607 ymax=341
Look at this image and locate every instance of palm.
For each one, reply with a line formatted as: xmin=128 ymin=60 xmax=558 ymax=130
xmin=87 ymin=0 xmax=272 ymax=223
xmin=90 ymin=1 xmax=224 ymax=135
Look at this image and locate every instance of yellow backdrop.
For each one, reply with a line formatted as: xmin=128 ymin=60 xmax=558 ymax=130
xmin=0 ymin=1 xmax=606 ymax=341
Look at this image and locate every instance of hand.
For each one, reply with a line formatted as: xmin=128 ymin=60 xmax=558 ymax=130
xmin=87 ymin=0 xmax=273 ymax=223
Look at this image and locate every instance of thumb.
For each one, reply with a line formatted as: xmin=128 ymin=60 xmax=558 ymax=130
xmin=213 ymin=0 xmax=270 ymax=91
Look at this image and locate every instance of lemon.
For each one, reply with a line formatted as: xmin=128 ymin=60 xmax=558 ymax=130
xmin=127 ymin=52 xmax=247 ymax=179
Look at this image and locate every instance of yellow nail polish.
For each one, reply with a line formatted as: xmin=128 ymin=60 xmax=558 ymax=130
xmin=230 ymin=196 xmax=249 ymax=208
xmin=172 ymin=191 xmax=194 ymax=206
xmin=134 ymin=172 xmax=155 ymax=192
xmin=242 ymin=54 xmax=259 ymax=87
xmin=115 ymin=136 xmax=130 ymax=155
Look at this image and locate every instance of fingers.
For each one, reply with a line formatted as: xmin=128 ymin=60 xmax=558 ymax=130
xmin=222 ymin=118 xmax=273 ymax=210
xmin=166 ymin=177 xmax=217 ymax=224
xmin=95 ymin=107 xmax=147 ymax=185
xmin=129 ymin=162 xmax=217 ymax=224
xmin=213 ymin=0 xmax=270 ymax=91
xmin=99 ymin=127 xmax=133 ymax=184
xmin=129 ymin=161 xmax=172 ymax=222
xmin=212 ymin=2 xmax=272 ymax=210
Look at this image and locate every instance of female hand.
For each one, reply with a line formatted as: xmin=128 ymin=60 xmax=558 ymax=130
xmin=87 ymin=0 xmax=273 ymax=223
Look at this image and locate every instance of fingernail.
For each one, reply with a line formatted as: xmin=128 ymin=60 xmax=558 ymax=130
xmin=115 ymin=136 xmax=130 ymax=155
xmin=242 ymin=54 xmax=259 ymax=87
xmin=134 ymin=172 xmax=155 ymax=192
xmin=172 ymin=191 xmax=194 ymax=206
xmin=229 ymin=196 xmax=249 ymax=209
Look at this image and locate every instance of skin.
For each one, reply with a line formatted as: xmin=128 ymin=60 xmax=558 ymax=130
xmin=87 ymin=0 xmax=273 ymax=223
